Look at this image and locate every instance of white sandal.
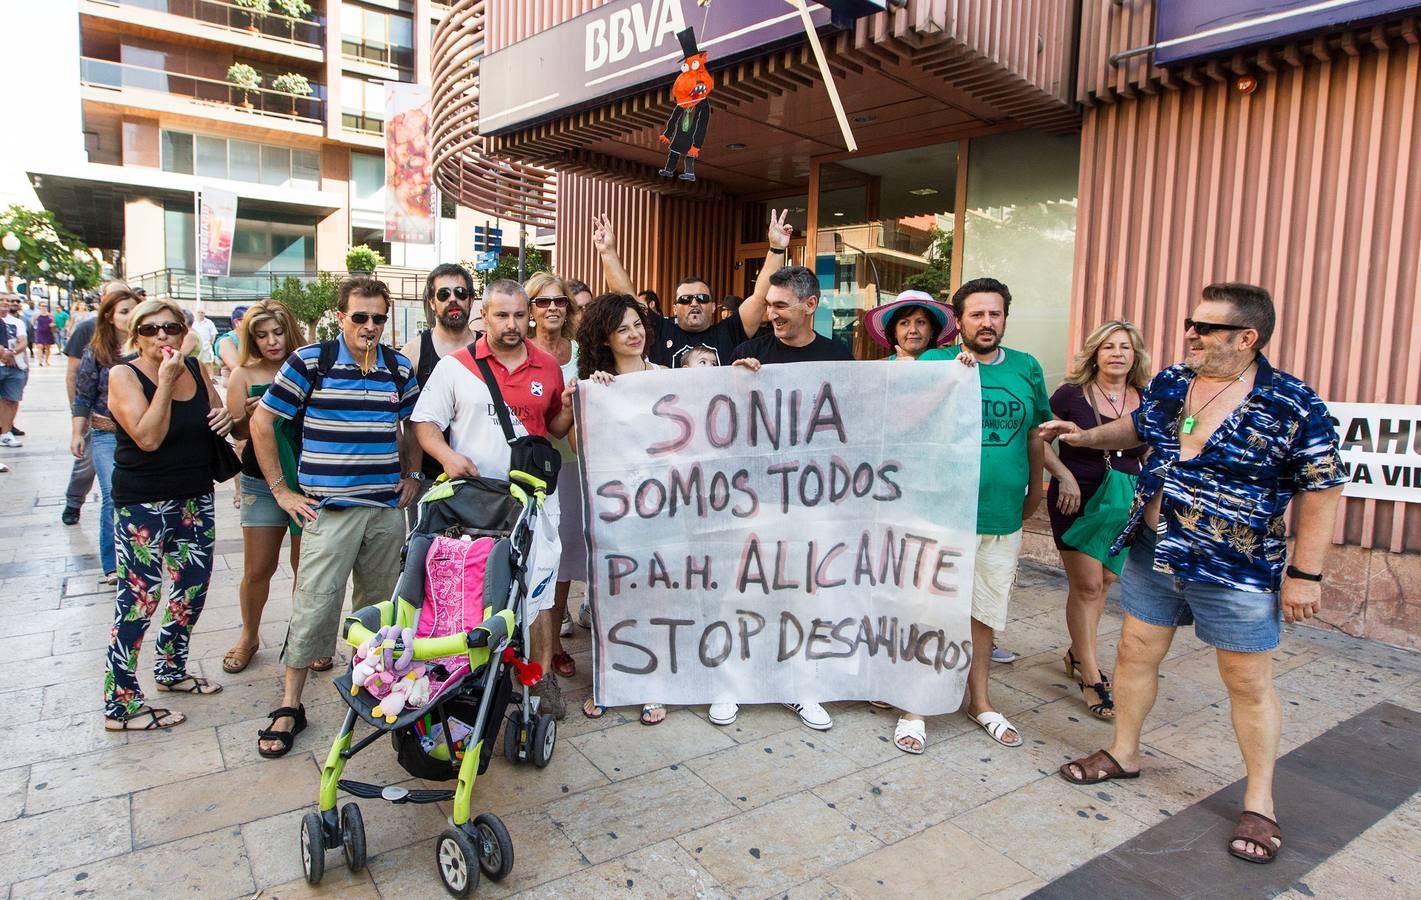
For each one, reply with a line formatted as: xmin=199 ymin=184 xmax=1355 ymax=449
xmin=972 ymin=710 xmax=1023 ymax=748
xmin=893 ymin=717 xmax=926 ymax=754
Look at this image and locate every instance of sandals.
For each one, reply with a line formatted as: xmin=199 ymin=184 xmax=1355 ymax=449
xmin=257 ymin=705 xmax=308 ymax=759
xmin=222 ymin=643 xmax=259 ymax=674
xmin=1064 ymin=649 xmax=1112 ymax=689
xmin=308 ymin=656 xmax=334 ymax=672
xmin=640 ymin=704 xmax=666 ymax=726
xmin=156 ymin=675 xmax=223 ymax=696
xmin=1059 ymin=748 xmax=1141 ymax=784
xmin=581 ymin=698 xmax=606 ymax=719
xmin=893 ymin=717 xmax=926 ymax=754
xmin=972 ymin=710 xmax=1023 ymax=748
xmin=1076 ymin=678 xmax=1115 ymax=719
xmin=104 ymin=705 xmax=185 ymax=731
xmin=552 ymin=650 xmax=576 ymax=679
xmin=868 ymin=700 xmax=893 ymax=710
xmin=1229 ymin=810 xmax=1282 ymax=864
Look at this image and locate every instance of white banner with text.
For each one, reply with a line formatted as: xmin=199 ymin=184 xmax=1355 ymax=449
xmin=576 ymin=361 xmax=981 ymax=714
xmin=1329 ymin=401 xmax=1421 ymax=503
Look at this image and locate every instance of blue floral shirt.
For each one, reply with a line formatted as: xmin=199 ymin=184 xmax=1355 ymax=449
xmin=1111 ymin=355 xmax=1346 ymax=592
xmin=72 ymin=347 xmax=115 ymax=420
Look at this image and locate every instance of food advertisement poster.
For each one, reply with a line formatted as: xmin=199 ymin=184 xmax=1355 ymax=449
xmin=385 ymin=83 xmax=435 ymax=244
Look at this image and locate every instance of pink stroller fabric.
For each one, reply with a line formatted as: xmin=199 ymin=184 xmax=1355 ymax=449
xmin=418 ymin=535 xmax=496 ymax=697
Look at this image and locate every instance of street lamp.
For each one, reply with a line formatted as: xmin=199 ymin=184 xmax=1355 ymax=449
xmin=2 ymin=232 xmax=18 ymax=289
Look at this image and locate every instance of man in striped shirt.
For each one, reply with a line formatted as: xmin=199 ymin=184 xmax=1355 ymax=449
xmin=249 ymin=276 xmax=422 ymax=758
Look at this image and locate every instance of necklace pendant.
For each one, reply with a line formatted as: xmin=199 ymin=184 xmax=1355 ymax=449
xmin=1182 ymin=416 xmax=1196 ymax=435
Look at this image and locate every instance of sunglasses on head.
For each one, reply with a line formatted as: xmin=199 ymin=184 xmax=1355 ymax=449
xmin=533 ymin=296 xmax=570 ymax=309
xmin=435 ymin=286 xmax=470 ymax=302
xmin=346 ymin=312 xmax=389 ymax=325
xmin=676 ymin=293 xmax=712 ymax=306
xmin=136 ymin=322 xmax=186 ymax=337
xmin=1184 ymin=318 xmax=1248 ymax=336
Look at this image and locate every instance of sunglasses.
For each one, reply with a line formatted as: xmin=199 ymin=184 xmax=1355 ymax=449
xmin=1184 ymin=318 xmax=1248 ymax=336
xmin=533 ymin=296 xmax=570 ymax=309
xmin=136 ymin=322 xmax=186 ymax=337
xmin=346 ymin=312 xmax=389 ymax=325
xmin=435 ymin=286 xmax=470 ymax=302
xmin=676 ymin=293 xmax=712 ymax=306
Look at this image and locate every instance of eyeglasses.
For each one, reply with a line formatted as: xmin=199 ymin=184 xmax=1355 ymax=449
xmin=1184 ymin=318 xmax=1248 ymax=336
xmin=346 ymin=312 xmax=389 ymax=325
xmin=676 ymin=293 xmax=712 ymax=306
xmin=435 ymin=286 xmax=470 ymax=302
xmin=532 ymin=296 xmax=570 ymax=309
xmin=135 ymin=322 xmax=186 ymax=337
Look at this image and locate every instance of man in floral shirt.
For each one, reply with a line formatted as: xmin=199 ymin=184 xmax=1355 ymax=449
xmin=1042 ymin=283 xmax=1344 ymax=866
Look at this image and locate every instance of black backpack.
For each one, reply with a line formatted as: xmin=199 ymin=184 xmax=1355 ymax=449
xmin=291 ymin=340 xmax=411 ymax=459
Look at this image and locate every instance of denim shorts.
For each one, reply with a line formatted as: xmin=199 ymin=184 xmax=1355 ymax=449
xmin=1118 ymin=528 xmax=1281 ymax=653
xmin=0 ymin=366 xmax=27 ymax=402
xmin=239 ymin=473 xmax=290 ymax=529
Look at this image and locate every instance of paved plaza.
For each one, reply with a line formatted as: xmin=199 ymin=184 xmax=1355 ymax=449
xmin=1 ymin=364 xmax=1419 ymax=899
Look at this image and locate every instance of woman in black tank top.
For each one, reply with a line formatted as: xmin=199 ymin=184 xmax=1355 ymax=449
xmin=102 ymin=299 xmax=234 ymax=732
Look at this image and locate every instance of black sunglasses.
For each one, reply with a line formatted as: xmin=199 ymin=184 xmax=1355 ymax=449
xmin=676 ymin=293 xmax=712 ymax=306
xmin=1184 ymin=318 xmax=1248 ymax=336
xmin=533 ymin=296 xmax=570 ymax=309
xmin=136 ymin=322 xmax=186 ymax=337
xmin=346 ymin=312 xmax=389 ymax=325
xmin=435 ymin=286 xmax=470 ymax=302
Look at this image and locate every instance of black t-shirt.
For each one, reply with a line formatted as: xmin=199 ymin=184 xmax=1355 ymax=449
xmin=65 ymin=317 xmax=96 ymax=358
xmin=731 ymin=332 xmax=853 ymax=365
xmin=651 ymin=311 xmax=748 ymax=368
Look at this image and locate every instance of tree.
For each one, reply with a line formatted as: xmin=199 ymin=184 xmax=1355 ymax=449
xmin=0 ymin=204 xmax=101 ymax=291
xmin=901 ymin=228 xmax=953 ymax=300
xmin=271 ymin=73 xmax=312 ymax=116
xmin=346 ymin=244 xmax=384 ymax=274
xmin=233 ymin=0 xmax=272 ymax=30
xmin=226 ymin=63 xmax=262 ymax=109
xmin=463 ymin=247 xmax=546 ymax=292
xmin=271 ymin=273 xmax=340 ymax=341
xmin=273 ymin=0 xmax=312 ymax=37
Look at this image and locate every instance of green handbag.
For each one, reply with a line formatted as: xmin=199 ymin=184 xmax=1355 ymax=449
xmin=1061 ymin=464 xmax=1138 ymax=575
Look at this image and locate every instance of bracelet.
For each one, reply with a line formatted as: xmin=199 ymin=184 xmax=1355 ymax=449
xmin=268 ymin=479 xmax=285 ymax=493
xmin=1285 ymin=565 xmax=1322 ymax=582
xmin=768 ymin=247 xmax=787 ymax=255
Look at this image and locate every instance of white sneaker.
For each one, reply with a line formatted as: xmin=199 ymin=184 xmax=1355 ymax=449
xmin=560 ymin=611 xmax=573 ymax=637
xmin=0 ymin=433 xmax=21 ymax=447
xmin=708 ymin=702 xmax=739 ymax=725
xmin=784 ymin=701 xmax=833 ymax=730
xmin=576 ymin=599 xmax=591 ymax=629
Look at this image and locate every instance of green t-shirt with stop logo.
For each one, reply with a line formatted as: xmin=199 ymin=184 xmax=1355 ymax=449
xmin=942 ymin=345 xmax=1052 ymax=535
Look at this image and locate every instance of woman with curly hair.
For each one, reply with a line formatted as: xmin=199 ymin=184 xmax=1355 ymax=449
xmin=573 ymin=292 xmax=667 ymax=726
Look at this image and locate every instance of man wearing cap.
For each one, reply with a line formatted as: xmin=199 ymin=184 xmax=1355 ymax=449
xmin=215 ymin=305 xmax=248 ymax=378
xmin=593 ymin=210 xmax=787 ymax=367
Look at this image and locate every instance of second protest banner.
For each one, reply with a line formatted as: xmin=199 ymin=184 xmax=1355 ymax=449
xmin=576 ymin=359 xmax=981 ymax=715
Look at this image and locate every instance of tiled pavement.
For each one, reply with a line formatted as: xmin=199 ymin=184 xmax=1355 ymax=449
xmin=3 ymin=363 xmax=1420 ymax=898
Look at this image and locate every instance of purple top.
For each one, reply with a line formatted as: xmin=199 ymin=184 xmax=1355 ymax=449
xmin=34 ymin=314 xmax=54 ymax=343
xmin=1049 ymin=382 xmax=1146 ymax=485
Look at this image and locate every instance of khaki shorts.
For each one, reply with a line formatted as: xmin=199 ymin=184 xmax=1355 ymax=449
xmin=282 ymin=504 xmax=405 ymax=668
xmin=970 ymin=530 xmax=1023 ymax=632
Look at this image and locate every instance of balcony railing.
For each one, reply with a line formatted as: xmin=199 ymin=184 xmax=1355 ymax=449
xmin=90 ymin=0 xmax=323 ymax=49
xmin=81 ymin=57 xmax=325 ymax=125
xmin=341 ymin=112 xmax=384 ymax=135
xmin=341 ymin=39 xmax=414 ymax=72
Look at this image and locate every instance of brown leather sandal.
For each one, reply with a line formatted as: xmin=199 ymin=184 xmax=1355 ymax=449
xmin=552 ymin=650 xmax=576 ymax=678
xmin=222 ymin=643 xmax=258 ymax=674
xmin=1059 ymin=748 xmax=1141 ymax=784
xmin=308 ymin=656 xmax=334 ymax=672
xmin=1228 ymin=811 xmax=1282 ymax=864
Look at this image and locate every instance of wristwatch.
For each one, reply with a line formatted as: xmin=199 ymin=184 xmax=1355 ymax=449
xmin=1285 ymin=565 xmax=1322 ymax=582
xmin=768 ymin=247 xmax=787 ymax=255
xmin=402 ymin=472 xmax=426 ymax=482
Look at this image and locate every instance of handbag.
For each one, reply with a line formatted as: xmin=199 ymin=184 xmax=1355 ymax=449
xmin=1061 ymin=386 xmax=1138 ymax=575
xmin=471 ymin=353 xmax=562 ymax=493
xmin=200 ymin=360 xmax=242 ymax=483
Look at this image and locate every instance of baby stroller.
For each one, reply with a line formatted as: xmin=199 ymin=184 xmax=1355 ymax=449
xmin=298 ymin=474 xmax=560 ymax=897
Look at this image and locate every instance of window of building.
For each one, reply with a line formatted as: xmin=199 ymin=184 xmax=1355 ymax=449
xmin=229 ymin=140 xmax=261 ymax=183
xmin=195 ymin=135 xmax=227 ymax=179
xmin=165 ymin=203 xmax=317 ymax=276
xmin=342 ymin=77 xmax=385 ymax=134
xmin=160 ymin=129 xmax=322 ymax=189
xmin=341 ymin=4 xmax=414 ymax=71
xmin=161 ymin=131 xmax=193 ymax=175
xmin=351 ymin=152 xmax=384 ymax=208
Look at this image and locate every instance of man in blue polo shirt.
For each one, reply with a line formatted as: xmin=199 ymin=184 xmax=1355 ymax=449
xmin=249 ymin=276 xmax=422 ymax=758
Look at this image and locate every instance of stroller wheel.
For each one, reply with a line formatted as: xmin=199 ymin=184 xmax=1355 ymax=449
xmin=340 ymin=802 xmax=366 ymax=872
xmin=472 ymin=813 xmax=514 ymax=881
xmin=503 ymin=712 xmax=524 ymax=764
xmin=530 ymin=714 xmax=557 ymax=768
xmin=436 ymin=827 xmax=481 ymax=898
xmin=300 ymin=811 xmax=326 ymax=885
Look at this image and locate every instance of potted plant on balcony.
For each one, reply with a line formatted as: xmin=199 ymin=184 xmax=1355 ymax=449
xmin=346 ymin=244 xmax=385 ymax=275
xmin=226 ymin=63 xmax=263 ymax=111
xmin=271 ymin=72 xmax=312 ymax=117
xmin=233 ymin=0 xmax=272 ymax=32
xmin=272 ymin=0 xmax=312 ymax=40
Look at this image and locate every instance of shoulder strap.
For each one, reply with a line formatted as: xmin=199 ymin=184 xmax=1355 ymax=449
xmin=469 ymin=352 xmax=518 ymax=445
xmin=1082 ymin=384 xmax=1113 ymax=470
xmin=378 ymin=343 xmax=407 ymax=396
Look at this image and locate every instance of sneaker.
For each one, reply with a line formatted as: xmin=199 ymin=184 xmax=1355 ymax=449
xmin=61 ymin=506 xmax=80 ymax=525
xmin=560 ymin=611 xmax=573 ymax=638
xmin=990 ymin=645 xmax=1017 ymax=664
xmin=529 ymin=675 xmax=567 ymax=720
xmin=784 ymin=701 xmax=833 ymax=731
xmin=708 ymin=702 xmax=739 ymax=725
xmin=576 ymin=599 xmax=591 ymax=629
xmin=0 ymin=433 xmax=21 ymax=447
xmin=8 ymin=426 xmax=22 ymax=436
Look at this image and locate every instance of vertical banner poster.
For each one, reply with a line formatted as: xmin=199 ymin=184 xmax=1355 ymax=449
xmin=198 ymin=188 xmax=238 ymax=277
xmin=385 ymin=83 xmax=434 ymax=244
xmin=577 ymin=361 xmax=982 ymax=715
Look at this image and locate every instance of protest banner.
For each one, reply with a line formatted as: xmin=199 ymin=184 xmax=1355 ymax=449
xmin=1328 ymin=401 xmax=1421 ymax=504
xmin=198 ymin=188 xmax=238 ymax=277
xmin=576 ymin=360 xmax=981 ymax=715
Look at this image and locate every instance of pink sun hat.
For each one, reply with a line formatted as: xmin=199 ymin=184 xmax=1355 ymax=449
xmin=864 ymin=290 xmax=958 ymax=350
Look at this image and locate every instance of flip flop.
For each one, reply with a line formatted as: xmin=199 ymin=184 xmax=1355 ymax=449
xmin=640 ymin=704 xmax=666 ymax=726
xmin=308 ymin=656 xmax=334 ymax=672
xmin=552 ymin=650 xmax=576 ymax=678
xmin=972 ymin=710 xmax=1023 ymax=747
xmin=581 ymin=698 xmax=606 ymax=719
xmin=1059 ymin=748 xmax=1141 ymax=784
xmin=893 ymin=717 xmax=926 ymax=754
xmin=104 ymin=705 xmax=185 ymax=731
xmin=156 ymin=675 xmax=223 ymax=696
xmin=222 ymin=643 xmax=258 ymax=674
